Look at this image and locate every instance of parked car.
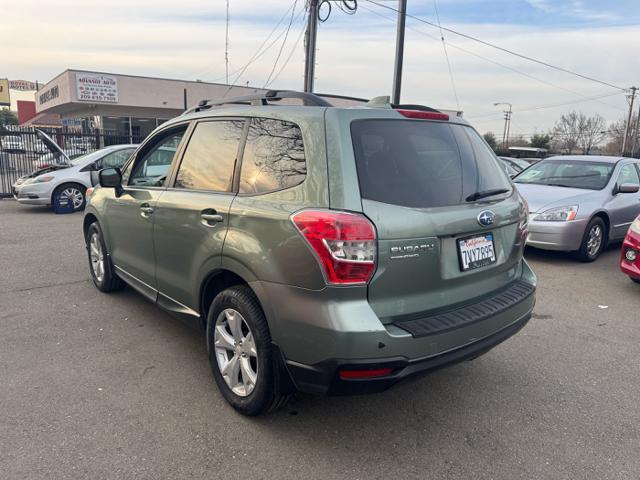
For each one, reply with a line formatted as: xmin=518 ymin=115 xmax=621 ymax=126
xmin=498 ymin=157 xmax=520 ymax=178
xmin=620 ymin=215 xmax=640 ymax=283
xmin=1 ymin=135 xmax=26 ymax=153
xmin=13 ymin=134 xmax=136 ymax=211
xmin=514 ymin=155 xmax=640 ymax=261
xmin=499 ymin=156 xmax=530 ymax=172
xmin=33 ymin=151 xmax=84 ymax=169
xmin=84 ymin=90 xmax=536 ymax=415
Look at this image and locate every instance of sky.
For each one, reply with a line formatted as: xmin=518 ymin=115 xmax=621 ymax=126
xmin=3 ymin=0 xmax=640 ymax=137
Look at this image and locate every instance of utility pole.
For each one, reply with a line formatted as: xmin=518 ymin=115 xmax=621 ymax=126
xmin=494 ymin=102 xmax=512 ymax=150
xmin=391 ymin=0 xmax=407 ymax=105
xmin=632 ymin=102 xmax=640 ymax=157
xmin=303 ymin=0 xmax=319 ymax=93
xmin=622 ymin=86 xmax=637 ymax=156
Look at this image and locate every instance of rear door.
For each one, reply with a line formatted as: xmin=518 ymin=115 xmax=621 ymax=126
xmin=152 ymin=119 xmax=246 ymax=314
xmin=350 ymin=118 xmax=524 ymax=321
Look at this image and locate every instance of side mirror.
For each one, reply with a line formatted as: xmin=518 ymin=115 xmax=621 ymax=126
xmin=99 ymin=168 xmax=123 ymax=196
xmin=617 ymin=183 xmax=640 ymax=194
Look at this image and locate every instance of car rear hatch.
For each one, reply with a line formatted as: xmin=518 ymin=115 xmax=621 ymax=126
xmin=349 ymin=114 xmax=527 ymax=324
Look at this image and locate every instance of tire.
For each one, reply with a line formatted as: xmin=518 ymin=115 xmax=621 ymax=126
xmin=206 ymin=285 xmax=288 ymax=416
xmin=53 ymin=182 xmax=86 ymax=212
xmin=573 ymin=217 xmax=606 ymax=262
xmin=631 ymin=277 xmax=640 ymax=284
xmin=86 ymin=222 xmax=125 ymax=292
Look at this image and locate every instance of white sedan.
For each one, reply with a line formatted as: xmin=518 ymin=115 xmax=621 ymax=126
xmin=12 ymin=144 xmax=137 ymax=211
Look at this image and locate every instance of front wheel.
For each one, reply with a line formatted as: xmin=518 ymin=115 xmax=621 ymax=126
xmin=206 ymin=286 xmax=289 ymax=416
xmin=53 ymin=182 xmax=86 ymax=211
xmin=573 ymin=217 xmax=606 ymax=262
xmin=86 ymin=222 xmax=125 ymax=292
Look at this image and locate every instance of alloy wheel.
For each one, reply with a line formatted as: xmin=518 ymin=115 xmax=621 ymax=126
xmin=214 ymin=308 xmax=258 ymax=397
xmin=586 ymin=225 xmax=603 ymax=257
xmin=89 ymin=232 xmax=104 ymax=282
xmin=60 ymin=187 xmax=84 ymax=209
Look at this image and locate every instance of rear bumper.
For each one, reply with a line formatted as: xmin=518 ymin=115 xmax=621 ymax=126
xmin=526 ymin=218 xmax=587 ymax=251
xmin=285 ymin=310 xmax=532 ymax=395
xmin=254 ymin=259 xmax=536 ymax=395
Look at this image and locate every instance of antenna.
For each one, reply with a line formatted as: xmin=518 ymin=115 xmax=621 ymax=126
xmin=225 ymin=0 xmax=230 ymax=85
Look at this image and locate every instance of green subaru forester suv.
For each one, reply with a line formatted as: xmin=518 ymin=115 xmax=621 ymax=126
xmin=84 ymin=91 xmax=536 ymax=415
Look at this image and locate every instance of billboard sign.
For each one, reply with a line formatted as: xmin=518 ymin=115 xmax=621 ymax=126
xmin=9 ymin=80 xmax=37 ymax=91
xmin=76 ymin=73 xmax=118 ymax=103
xmin=0 ymin=79 xmax=10 ymax=106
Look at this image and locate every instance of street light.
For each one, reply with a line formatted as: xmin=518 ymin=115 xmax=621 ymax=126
xmin=494 ymin=102 xmax=512 ymax=150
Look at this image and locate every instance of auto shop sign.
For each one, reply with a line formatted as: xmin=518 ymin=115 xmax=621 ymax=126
xmin=76 ymin=73 xmax=118 ymax=103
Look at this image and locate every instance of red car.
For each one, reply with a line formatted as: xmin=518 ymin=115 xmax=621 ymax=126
xmin=621 ymin=215 xmax=640 ymax=283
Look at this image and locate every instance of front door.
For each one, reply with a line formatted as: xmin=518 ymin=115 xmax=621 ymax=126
xmin=153 ymin=119 xmax=246 ymax=315
xmin=608 ymin=163 xmax=640 ymax=240
xmin=104 ymin=126 xmax=188 ymax=300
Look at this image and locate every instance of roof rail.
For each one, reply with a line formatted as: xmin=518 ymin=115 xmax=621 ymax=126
xmin=184 ymin=90 xmax=333 ymax=114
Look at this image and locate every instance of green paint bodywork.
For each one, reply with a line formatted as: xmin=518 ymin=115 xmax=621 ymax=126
xmin=85 ymin=102 xmax=536 ymax=368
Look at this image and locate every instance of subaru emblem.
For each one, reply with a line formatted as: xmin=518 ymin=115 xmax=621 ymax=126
xmin=477 ymin=210 xmax=495 ymax=227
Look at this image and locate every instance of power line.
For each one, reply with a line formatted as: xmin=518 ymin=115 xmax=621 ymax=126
xmin=188 ymin=0 xmax=298 ymax=83
xmin=223 ymin=1 xmax=304 ymax=97
xmin=433 ymin=0 xmax=459 ymax=109
xmin=468 ymin=92 xmax=625 ymax=120
xmin=265 ymin=13 xmax=308 ymax=88
xmin=263 ymin=0 xmax=299 ymax=88
xmin=365 ymin=0 xmax=627 ymax=92
xmin=360 ymin=3 xmax=627 ymax=112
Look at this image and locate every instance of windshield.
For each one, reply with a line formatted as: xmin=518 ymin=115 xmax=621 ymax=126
xmin=351 ymin=120 xmax=511 ymax=208
xmin=514 ymin=160 xmax=614 ymax=190
xmin=69 ymin=150 xmax=105 ymax=166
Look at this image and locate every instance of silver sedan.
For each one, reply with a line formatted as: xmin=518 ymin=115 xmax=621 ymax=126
xmin=514 ymin=155 xmax=640 ymax=261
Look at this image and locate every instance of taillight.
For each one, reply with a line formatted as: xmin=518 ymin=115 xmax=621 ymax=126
xmin=396 ymin=109 xmax=449 ymax=121
xmin=517 ymin=195 xmax=529 ymax=246
xmin=291 ymin=209 xmax=377 ymax=285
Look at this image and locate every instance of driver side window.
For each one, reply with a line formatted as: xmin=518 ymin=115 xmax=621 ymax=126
xmin=617 ymin=164 xmax=640 ymax=185
xmin=128 ymin=128 xmax=186 ymax=187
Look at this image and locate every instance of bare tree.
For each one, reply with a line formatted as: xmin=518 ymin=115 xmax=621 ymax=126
xmin=552 ymin=111 xmax=581 ymax=154
xmin=551 ymin=111 xmax=606 ymax=154
xmin=577 ymin=113 xmax=606 ymax=154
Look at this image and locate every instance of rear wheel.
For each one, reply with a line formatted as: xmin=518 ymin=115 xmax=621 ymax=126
xmin=86 ymin=222 xmax=125 ymax=292
xmin=206 ymin=285 xmax=288 ymax=416
xmin=53 ymin=182 xmax=86 ymax=211
xmin=573 ymin=217 xmax=606 ymax=262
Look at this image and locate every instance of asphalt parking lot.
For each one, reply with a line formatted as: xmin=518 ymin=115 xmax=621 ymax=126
xmin=2 ymin=199 xmax=639 ymax=480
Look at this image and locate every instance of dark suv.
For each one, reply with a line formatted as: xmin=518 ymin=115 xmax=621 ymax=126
xmin=84 ymin=91 xmax=536 ymax=415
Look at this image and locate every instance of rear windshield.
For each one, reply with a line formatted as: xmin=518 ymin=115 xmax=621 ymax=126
xmin=351 ymin=120 xmax=511 ymax=208
xmin=514 ymin=160 xmax=614 ymax=190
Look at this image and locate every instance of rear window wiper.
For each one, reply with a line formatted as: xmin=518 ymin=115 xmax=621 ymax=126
xmin=465 ymin=188 xmax=510 ymax=202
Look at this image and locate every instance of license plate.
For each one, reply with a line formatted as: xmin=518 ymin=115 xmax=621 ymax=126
xmin=457 ymin=233 xmax=496 ymax=271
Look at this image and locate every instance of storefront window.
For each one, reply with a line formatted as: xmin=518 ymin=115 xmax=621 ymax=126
xmin=131 ymin=117 xmax=156 ymax=142
xmin=103 ymin=116 xmax=131 ymax=145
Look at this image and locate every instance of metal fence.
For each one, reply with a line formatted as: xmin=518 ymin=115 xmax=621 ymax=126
xmin=0 ymin=126 xmax=141 ymax=198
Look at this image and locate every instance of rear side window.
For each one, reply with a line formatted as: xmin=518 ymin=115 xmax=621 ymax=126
xmin=239 ymin=118 xmax=306 ymax=194
xmin=350 ymin=120 xmax=510 ymax=208
xmin=175 ymin=120 xmax=245 ymax=192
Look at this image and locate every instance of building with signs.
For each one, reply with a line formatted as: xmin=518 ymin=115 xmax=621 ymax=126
xmin=35 ymin=68 xmax=463 ymax=143
xmin=35 ymin=69 xmax=273 ymax=141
